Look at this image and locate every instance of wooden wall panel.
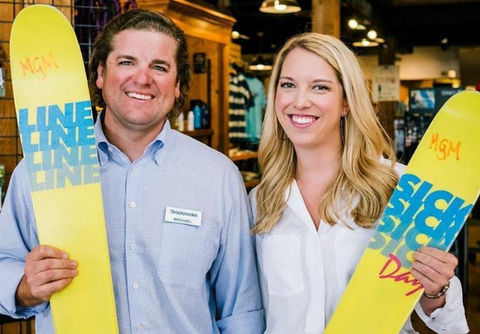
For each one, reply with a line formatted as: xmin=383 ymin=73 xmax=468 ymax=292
xmin=0 ymin=0 xmax=72 ymax=189
xmin=0 ymin=319 xmax=35 ymax=334
xmin=186 ymin=36 xmax=224 ymax=150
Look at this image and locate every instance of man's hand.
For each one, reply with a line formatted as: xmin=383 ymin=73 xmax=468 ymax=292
xmin=15 ymin=245 xmax=78 ymax=307
xmin=411 ymin=246 xmax=458 ymax=316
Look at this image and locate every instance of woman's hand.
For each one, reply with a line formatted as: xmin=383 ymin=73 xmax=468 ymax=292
xmin=411 ymin=246 xmax=458 ymax=315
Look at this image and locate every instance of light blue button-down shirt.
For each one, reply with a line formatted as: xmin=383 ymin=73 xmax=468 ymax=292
xmin=0 ymin=117 xmax=265 ymax=334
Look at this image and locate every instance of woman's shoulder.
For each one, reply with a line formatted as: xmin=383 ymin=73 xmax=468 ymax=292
xmin=380 ymin=156 xmax=407 ymax=177
xmin=248 ymin=185 xmax=260 ymax=212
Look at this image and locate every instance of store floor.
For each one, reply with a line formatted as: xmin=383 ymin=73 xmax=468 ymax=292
xmin=2 ymin=222 xmax=480 ymax=334
xmin=412 ymin=218 xmax=480 ymax=334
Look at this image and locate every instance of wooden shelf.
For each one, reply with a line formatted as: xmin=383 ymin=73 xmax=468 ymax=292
xmin=229 ymin=151 xmax=258 ymax=162
xmin=244 ymin=179 xmax=260 ymax=189
xmin=182 ymin=129 xmax=214 ymax=137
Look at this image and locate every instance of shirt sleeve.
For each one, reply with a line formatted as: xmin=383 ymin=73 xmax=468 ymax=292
xmin=0 ymin=160 xmax=48 ymax=319
xmin=209 ymin=166 xmax=265 ymax=334
xmin=414 ymin=276 xmax=469 ymax=333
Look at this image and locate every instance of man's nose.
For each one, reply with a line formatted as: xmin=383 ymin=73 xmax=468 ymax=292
xmin=132 ymin=67 xmax=152 ymax=85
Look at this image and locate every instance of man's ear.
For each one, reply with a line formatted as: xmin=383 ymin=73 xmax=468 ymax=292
xmin=175 ymin=81 xmax=180 ymax=99
xmin=96 ymin=65 xmax=105 ymax=89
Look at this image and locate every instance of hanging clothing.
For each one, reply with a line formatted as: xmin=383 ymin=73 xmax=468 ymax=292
xmin=244 ymin=76 xmax=266 ymax=143
xmin=229 ymin=70 xmax=252 ymax=143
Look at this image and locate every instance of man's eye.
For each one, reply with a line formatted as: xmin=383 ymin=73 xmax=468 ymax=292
xmin=153 ymin=65 xmax=167 ymax=72
xmin=119 ymin=61 xmax=133 ymax=66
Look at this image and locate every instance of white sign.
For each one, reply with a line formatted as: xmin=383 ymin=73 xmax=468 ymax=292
xmin=372 ymin=65 xmax=400 ymax=103
xmin=165 ymin=206 xmax=202 ymax=227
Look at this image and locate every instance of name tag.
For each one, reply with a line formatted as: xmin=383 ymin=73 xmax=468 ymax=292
xmin=165 ymin=206 xmax=202 ymax=227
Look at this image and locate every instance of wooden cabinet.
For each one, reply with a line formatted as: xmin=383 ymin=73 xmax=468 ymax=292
xmin=0 ymin=0 xmax=235 ymax=187
xmin=136 ymin=0 xmax=235 ymax=155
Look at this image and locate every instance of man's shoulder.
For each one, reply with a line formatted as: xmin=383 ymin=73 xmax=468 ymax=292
xmin=171 ymin=130 xmax=236 ymax=169
xmin=10 ymin=159 xmax=29 ymax=184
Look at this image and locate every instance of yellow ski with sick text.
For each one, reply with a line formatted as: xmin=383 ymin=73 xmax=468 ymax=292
xmin=325 ymin=91 xmax=480 ymax=334
xmin=10 ymin=5 xmax=118 ymax=334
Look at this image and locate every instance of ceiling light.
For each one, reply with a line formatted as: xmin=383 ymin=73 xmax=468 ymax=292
xmin=249 ymin=56 xmax=273 ymax=71
xmin=353 ymin=39 xmax=379 ymax=47
xmin=375 ymin=37 xmax=385 ymax=43
xmin=356 ymin=24 xmax=366 ymax=30
xmin=367 ymin=29 xmax=377 ymax=40
xmin=260 ymin=0 xmax=301 ymax=14
xmin=249 ymin=63 xmax=273 ymax=71
xmin=231 ymin=31 xmax=250 ymax=40
xmin=348 ymin=19 xmax=358 ymax=29
xmin=447 ymin=70 xmax=456 ymax=79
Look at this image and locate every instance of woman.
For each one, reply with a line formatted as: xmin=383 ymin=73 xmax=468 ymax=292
xmin=250 ymin=33 xmax=468 ymax=334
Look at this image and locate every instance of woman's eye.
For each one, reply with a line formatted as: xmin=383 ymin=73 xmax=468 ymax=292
xmin=313 ymin=85 xmax=329 ymax=91
xmin=280 ymin=82 xmax=294 ymax=89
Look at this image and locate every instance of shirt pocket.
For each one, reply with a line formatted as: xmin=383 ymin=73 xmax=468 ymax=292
xmin=334 ymin=228 xmax=371 ymax=290
xmin=157 ymin=218 xmax=219 ymax=288
xmin=261 ymin=234 xmax=305 ymax=297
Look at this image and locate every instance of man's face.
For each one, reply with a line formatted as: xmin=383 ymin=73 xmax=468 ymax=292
xmin=96 ymin=29 xmax=180 ymax=134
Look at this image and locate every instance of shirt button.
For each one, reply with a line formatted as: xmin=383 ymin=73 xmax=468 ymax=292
xmin=133 ymin=282 xmax=139 ymax=289
xmin=130 ymin=243 xmax=137 ymax=250
xmin=108 ymin=147 xmax=114 ymax=152
xmin=131 ymin=166 xmax=136 ymax=172
xmin=136 ymin=324 xmax=143 ymax=331
xmin=130 ymin=201 xmax=136 ymax=208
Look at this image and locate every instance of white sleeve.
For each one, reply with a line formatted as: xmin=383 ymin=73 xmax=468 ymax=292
xmin=414 ymin=276 xmax=469 ymax=333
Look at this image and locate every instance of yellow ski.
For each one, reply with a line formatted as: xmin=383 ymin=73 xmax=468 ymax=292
xmin=10 ymin=5 xmax=118 ymax=334
xmin=325 ymin=91 xmax=480 ymax=333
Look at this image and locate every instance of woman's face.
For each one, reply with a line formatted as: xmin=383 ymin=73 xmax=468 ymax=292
xmin=275 ymin=47 xmax=346 ymax=151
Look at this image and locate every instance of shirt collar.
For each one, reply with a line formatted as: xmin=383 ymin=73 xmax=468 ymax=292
xmin=95 ymin=112 xmax=174 ymax=166
xmin=285 ymin=179 xmax=317 ymax=233
xmin=285 ymin=179 xmax=358 ymax=233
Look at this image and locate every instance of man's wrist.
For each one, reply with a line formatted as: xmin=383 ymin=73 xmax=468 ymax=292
xmin=15 ymin=275 xmax=44 ymax=307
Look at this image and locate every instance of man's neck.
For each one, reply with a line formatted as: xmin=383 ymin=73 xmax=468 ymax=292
xmin=102 ymin=111 xmax=166 ymax=162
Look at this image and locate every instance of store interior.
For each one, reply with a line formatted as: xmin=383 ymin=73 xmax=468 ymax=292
xmin=1 ymin=0 xmax=480 ymax=332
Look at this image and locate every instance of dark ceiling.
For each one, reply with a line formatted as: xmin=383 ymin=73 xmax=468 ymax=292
xmin=200 ymin=0 xmax=480 ymax=57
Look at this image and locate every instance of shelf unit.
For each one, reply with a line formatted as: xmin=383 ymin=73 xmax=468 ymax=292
xmin=244 ymin=179 xmax=260 ymax=189
xmin=229 ymin=151 xmax=258 ymax=162
xmin=183 ymin=129 xmax=213 ymax=138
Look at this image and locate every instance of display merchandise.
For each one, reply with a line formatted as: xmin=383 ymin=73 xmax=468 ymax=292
xmin=325 ymin=91 xmax=480 ymax=333
xmin=10 ymin=5 xmax=118 ymax=334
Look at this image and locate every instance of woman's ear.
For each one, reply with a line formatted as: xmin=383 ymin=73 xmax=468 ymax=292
xmin=342 ymin=100 xmax=350 ymax=117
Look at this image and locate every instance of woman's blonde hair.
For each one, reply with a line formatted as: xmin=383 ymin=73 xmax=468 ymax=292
xmin=252 ymin=32 xmax=398 ymax=234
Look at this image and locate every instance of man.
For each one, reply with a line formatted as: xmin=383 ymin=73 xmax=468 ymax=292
xmin=0 ymin=9 xmax=265 ymax=333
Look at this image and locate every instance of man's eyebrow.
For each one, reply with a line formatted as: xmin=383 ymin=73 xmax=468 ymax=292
xmin=151 ymin=59 xmax=171 ymax=67
xmin=116 ymin=55 xmax=136 ymax=60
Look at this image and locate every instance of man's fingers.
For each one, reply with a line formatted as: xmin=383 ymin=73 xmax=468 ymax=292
xmin=27 ymin=245 xmax=69 ymax=262
xmin=27 ymin=269 xmax=77 ymax=301
xmin=32 ymin=269 xmax=78 ymax=286
xmin=25 ymin=258 xmax=77 ymax=278
xmin=36 ymin=259 xmax=77 ymax=273
xmin=30 ymin=278 xmax=74 ymax=302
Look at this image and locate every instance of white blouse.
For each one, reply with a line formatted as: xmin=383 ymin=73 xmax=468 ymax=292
xmin=250 ymin=177 xmax=469 ymax=334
